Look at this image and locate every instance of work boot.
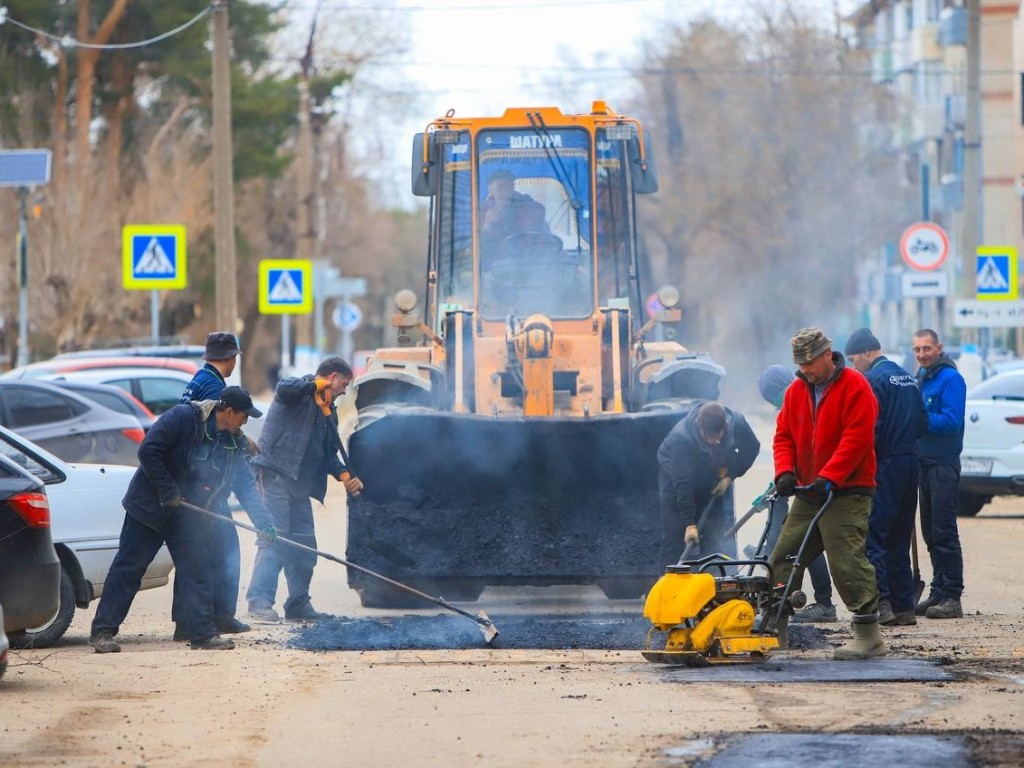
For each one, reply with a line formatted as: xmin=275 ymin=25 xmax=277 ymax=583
xmin=915 ymin=592 xmax=941 ymax=616
xmin=925 ymin=597 xmax=963 ymax=619
xmin=888 ymin=609 xmax=917 ymax=626
xmin=284 ymin=603 xmax=330 ymax=622
xmin=247 ymin=604 xmax=281 ymax=623
xmin=173 ymin=623 xmax=189 ymax=642
xmin=833 ymin=613 xmax=886 ymax=660
xmin=215 ymin=617 xmax=251 ymax=634
xmin=90 ymin=631 xmax=121 ymax=654
xmin=877 ymin=600 xmax=895 ymax=625
xmin=191 ymin=635 xmax=235 ymax=651
xmin=791 ymin=602 xmax=837 ymax=624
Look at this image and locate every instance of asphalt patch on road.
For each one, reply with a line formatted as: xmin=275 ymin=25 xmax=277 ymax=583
xmin=669 ymin=733 xmax=970 ymax=767
xmin=288 ymin=614 xmax=829 ymax=652
xmin=658 ymin=657 xmax=954 ymax=684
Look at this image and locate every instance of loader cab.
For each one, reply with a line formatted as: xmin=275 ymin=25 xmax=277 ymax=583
xmin=412 ymin=109 xmax=658 ymax=335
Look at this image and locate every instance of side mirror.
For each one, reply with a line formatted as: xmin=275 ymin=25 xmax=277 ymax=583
xmin=629 ymin=131 xmax=658 ymax=195
xmin=411 ymin=133 xmax=439 ymax=197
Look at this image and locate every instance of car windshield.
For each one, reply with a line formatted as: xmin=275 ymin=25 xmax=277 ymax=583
xmin=969 ymin=373 xmax=1024 ymax=400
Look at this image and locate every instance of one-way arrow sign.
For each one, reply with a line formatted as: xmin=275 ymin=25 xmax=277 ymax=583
xmin=953 ymin=299 xmax=1024 ymax=327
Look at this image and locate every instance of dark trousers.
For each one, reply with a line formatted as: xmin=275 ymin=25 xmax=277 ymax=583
xmin=171 ymin=506 xmax=240 ymax=626
xmin=919 ymin=462 xmax=964 ymax=600
xmin=658 ymin=467 xmax=736 ymax=568
xmin=246 ymin=470 xmax=317 ymax=616
xmin=867 ymin=454 xmax=919 ymax=611
xmin=769 ymin=494 xmax=878 ymax=616
xmin=91 ymin=511 xmax=218 ymax=643
xmin=765 ymin=496 xmax=833 ymax=606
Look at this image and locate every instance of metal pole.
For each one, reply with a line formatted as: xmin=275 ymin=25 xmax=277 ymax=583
xmin=281 ymin=315 xmax=291 ymax=372
xmin=960 ymin=0 xmax=981 ymax=303
xmin=151 ymin=289 xmax=160 ymax=343
xmin=212 ymin=0 xmax=238 ymax=340
xmin=16 ymin=186 xmax=29 ymax=367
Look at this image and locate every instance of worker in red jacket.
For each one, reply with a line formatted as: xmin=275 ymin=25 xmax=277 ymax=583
xmin=770 ymin=327 xmax=884 ymax=660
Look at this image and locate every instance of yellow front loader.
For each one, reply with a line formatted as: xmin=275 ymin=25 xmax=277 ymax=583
xmin=346 ymin=103 xmax=725 ymax=607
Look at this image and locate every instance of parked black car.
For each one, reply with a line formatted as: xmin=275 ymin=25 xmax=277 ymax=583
xmin=0 ymin=380 xmax=144 ymax=465
xmin=0 ymin=453 xmax=61 ymax=640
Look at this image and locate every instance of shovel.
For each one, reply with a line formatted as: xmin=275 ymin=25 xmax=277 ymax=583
xmin=911 ymin=523 xmax=926 ymax=604
xmin=180 ymin=501 xmax=499 ymax=645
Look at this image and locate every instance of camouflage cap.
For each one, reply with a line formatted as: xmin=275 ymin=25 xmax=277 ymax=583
xmin=791 ymin=327 xmax=832 ymax=365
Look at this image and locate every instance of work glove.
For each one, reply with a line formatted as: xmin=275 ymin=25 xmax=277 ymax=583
xmin=684 ymin=525 xmax=700 ymax=547
xmin=809 ymin=476 xmax=833 ymax=499
xmin=162 ymin=496 xmax=184 ymax=508
xmin=314 ymin=378 xmax=334 ymax=416
xmin=257 ymin=525 xmax=278 ymax=547
xmin=775 ymin=472 xmax=797 ymax=497
xmin=712 ymin=476 xmax=732 ymax=498
xmin=337 ymin=471 xmax=363 ymax=497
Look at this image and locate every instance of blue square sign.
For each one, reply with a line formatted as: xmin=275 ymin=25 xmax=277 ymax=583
xmin=122 ymin=225 xmax=187 ymax=290
xmin=976 ymin=247 xmax=1018 ymax=301
xmin=259 ymin=259 xmax=313 ymax=314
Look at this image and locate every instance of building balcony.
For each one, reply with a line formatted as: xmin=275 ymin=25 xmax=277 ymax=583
xmin=909 ymin=24 xmax=942 ymax=62
xmin=873 ymin=48 xmax=894 ymax=83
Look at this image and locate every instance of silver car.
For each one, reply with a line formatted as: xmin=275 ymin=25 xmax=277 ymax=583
xmin=0 ymin=425 xmax=173 ymax=647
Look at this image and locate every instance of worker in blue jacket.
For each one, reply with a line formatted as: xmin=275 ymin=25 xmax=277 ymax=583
xmin=845 ymin=328 xmax=927 ymax=627
xmin=912 ymin=329 xmax=967 ymax=620
xmin=171 ymin=331 xmax=252 ymax=641
xmin=90 ymin=387 xmax=272 ymax=653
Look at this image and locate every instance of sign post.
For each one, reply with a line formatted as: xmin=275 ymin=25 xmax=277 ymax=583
xmin=122 ymin=225 xmax=188 ymax=343
xmin=259 ymin=259 xmax=314 ymax=371
xmin=1 ymin=149 xmax=52 ymax=367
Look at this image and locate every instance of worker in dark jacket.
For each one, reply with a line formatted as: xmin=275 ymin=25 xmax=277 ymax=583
xmin=912 ymin=328 xmax=967 ymax=620
xmin=90 ymin=387 xmax=271 ymax=653
xmin=171 ymin=331 xmax=251 ymax=641
xmin=845 ymin=327 xmax=927 ymax=627
xmin=657 ymin=401 xmax=760 ymax=568
xmin=246 ymin=357 xmax=363 ymax=622
xmin=772 ymin=328 xmax=883 ymax=660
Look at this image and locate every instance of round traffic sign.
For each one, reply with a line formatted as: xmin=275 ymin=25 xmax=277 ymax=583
xmin=332 ymin=301 xmax=362 ymax=332
xmin=899 ymin=221 xmax=949 ymax=271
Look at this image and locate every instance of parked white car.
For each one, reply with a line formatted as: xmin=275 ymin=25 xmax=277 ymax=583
xmin=0 ymin=425 xmax=173 ymax=647
xmin=959 ymin=369 xmax=1024 ymax=517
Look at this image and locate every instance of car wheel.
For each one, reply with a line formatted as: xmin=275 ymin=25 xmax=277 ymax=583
xmin=957 ymin=490 xmax=989 ymax=518
xmin=8 ymin=567 xmax=76 ymax=649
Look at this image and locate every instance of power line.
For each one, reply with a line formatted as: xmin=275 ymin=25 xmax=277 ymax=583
xmin=0 ymin=4 xmax=213 ymax=50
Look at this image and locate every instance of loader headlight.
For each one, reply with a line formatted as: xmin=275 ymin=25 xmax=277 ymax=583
xmin=394 ymin=289 xmax=418 ymax=313
xmin=657 ymin=285 xmax=680 ymax=310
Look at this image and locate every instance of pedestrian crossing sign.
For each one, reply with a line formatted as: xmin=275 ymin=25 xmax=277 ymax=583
xmin=259 ymin=259 xmax=313 ymax=314
xmin=976 ymin=246 xmax=1018 ymax=301
xmin=122 ymin=225 xmax=187 ymax=290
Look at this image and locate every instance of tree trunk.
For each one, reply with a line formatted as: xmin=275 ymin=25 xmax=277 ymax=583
xmin=73 ymin=0 xmax=130 ymax=183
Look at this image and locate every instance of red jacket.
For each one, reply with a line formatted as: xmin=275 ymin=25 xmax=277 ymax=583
xmin=774 ymin=356 xmax=878 ymax=494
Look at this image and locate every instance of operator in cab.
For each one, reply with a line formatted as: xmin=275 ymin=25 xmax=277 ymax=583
xmin=479 ymin=168 xmax=550 ymax=259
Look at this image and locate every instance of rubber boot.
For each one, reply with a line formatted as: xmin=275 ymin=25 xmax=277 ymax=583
xmin=833 ymin=613 xmax=886 ymax=660
xmin=776 ymin=613 xmax=790 ymax=650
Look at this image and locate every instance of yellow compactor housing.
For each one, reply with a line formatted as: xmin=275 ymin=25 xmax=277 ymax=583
xmin=642 ymin=568 xmax=779 ymax=664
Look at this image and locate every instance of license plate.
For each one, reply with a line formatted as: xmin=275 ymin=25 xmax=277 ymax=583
xmin=961 ymin=457 xmax=993 ymax=476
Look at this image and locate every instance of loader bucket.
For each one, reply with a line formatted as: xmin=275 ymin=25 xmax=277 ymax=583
xmin=345 ymin=407 xmax=692 ymax=607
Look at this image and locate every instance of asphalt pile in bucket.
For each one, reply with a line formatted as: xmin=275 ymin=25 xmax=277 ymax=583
xmin=288 ymin=614 xmax=829 ymax=652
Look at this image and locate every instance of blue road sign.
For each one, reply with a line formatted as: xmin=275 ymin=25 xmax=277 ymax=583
xmin=976 ymin=246 xmax=1018 ymax=301
xmin=122 ymin=225 xmax=187 ymax=290
xmin=259 ymin=259 xmax=312 ymax=314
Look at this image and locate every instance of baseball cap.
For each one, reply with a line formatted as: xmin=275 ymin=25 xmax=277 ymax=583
xmin=219 ymin=386 xmax=262 ymax=418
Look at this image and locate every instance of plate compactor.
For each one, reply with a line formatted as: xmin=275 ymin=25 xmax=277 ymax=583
xmin=642 ymin=490 xmax=812 ymax=666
